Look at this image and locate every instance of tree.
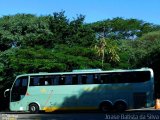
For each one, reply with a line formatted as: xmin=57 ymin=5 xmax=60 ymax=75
xmin=0 ymin=14 xmax=39 ymax=50
xmin=88 ymin=17 xmax=159 ymax=40
xmin=94 ymin=38 xmax=120 ymax=68
xmin=95 ymin=38 xmax=106 ymax=68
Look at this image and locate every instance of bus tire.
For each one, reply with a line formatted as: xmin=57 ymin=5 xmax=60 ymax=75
xmin=99 ymin=101 xmax=113 ymax=113
xmin=114 ymin=101 xmax=127 ymax=112
xmin=29 ymin=103 xmax=39 ymax=114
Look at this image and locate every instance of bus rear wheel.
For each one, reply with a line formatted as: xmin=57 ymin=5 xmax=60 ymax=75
xmin=114 ymin=101 xmax=127 ymax=112
xmin=29 ymin=103 xmax=39 ymax=114
xmin=99 ymin=101 xmax=113 ymax=113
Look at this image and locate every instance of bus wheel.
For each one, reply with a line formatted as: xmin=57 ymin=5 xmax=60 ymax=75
xmin=99 ymin=101 xmax=113 ymax=113
xmin=114 ymin=101 xmax=127 ymax=112
xmin=29 ymin=103 xmax=39 ymax=114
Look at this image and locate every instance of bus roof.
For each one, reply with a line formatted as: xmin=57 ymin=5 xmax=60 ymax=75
xmin=16 ymin=68 xmax=153 ymax=78
xmin=72 ymin=69 xmax=102 ymax=72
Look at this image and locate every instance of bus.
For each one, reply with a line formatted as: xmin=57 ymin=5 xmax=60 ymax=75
xmin=4 ymin=68 xmax=154 ymax=113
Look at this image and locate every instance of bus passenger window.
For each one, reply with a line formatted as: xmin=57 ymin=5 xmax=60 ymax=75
xmin=72 ymin=75 xmax=78 ymax=85
xmin=65 ymin=76 xmax=72 ymax=85
xmin=100 ymin=74 xmax=111 ymax=84
xmin=94 ymin=74 xmax=100 ymax=84
xmin=46 ymin=78 xmax=52 ymax=85
xmin=53 ymin=76 xmax=59 ymax=85
xmin=112 ymin=73 xmax=123 ymax=83
xmin=43 ymin=77 xmax=52 ymax=85
xmin=100 ymin=75 xmax=106 ymax=83
xmin=39 ymin=78 xmax=45 ymax=86
xmin=87 ymin=75 xmax=93 ymax=84
xmin=29 ymin=78 xmax=34 ymax=86
xmin=30 ymin=77 xmax=39 ymax=86
xmin=81 ymin=75 xmax=87 ymax=84
xmin=59 ymin=76 xmax=65 ymax=85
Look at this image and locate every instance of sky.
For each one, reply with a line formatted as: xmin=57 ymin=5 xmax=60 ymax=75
xmin=0 ymin=0 xmax=159 ymax=24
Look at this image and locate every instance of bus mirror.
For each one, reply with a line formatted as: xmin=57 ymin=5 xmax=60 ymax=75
xmin=4 ymin=89 xmax=10 ymax=98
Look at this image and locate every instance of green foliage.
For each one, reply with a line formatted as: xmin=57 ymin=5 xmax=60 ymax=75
xmin=88 ymin=17 xmax=159 ymax=40
xmin=47 ymin=11 xmax=95 ymax=46
xmin=139 ymin=30 xmax=160 ymax=41
xmin=0 ymin=14 xmax=39 ymax=49
xmin=0 ymin=12 xmax=95 ymax=51
xmin=133 ymin=31 xmax=160 ymax=67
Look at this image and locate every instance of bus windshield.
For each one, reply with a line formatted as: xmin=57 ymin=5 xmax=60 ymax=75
xmin=11 ymin=76 xmax=28 ymax=102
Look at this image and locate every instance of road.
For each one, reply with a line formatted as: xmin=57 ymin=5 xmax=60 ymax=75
xmin=1 ymin=109 xmax=160 ymax=120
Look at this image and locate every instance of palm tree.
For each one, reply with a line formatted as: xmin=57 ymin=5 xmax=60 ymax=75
xmin=95 ymin=38 xmax=106 ymax=68
xmin=95 ymin=38 xmax=120 ymax=68
xmin=108 ymin=44 xmax=120 ymax=63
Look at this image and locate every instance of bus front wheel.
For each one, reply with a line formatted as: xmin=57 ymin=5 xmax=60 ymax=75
xmin=29 ymin=103 xmax=39 ymax=114
xmin=99 ymin=101 xmax=113 ymax=113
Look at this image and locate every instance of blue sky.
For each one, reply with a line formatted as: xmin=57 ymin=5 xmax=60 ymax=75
xmin=0 ymin=0 xmax=159 ymax=24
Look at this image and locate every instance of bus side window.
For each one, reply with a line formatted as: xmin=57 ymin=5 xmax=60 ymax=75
xmin=44 ymin=77 xmax=52 ymax=85
xmin=100 ymin=74 xmax=107 ymax=84
xmin=59 ymin=76 xmax=65 ymax=85
xmin=65 ymin=75 xmax=72 ymax=85
xmin=46 ymin=78 xmax=52 ymax=85
xmin=39 ymin=76 xmax=53 ymax=86
xmin=39 ymin=78 xmax=45 ymax=86
xmin=29 ymin=77 xmax=39 ymax=86
xmin=112 ymin=73 xmax=123 ymax=83
xmin=134 ymin=71 xmax=150 ymax=82
xmin=72 ymin=75 xmax=78 ymax=85
xmin=121 ymin=72 xmax=130 ymax=83
xmin=100 ymin=74 xmax=111 ymax=84
xmin=29 ymin=78 xmax=34 ymax=86
xmin=87 ymin=75 xmax=93 ymax=84
xmin=81 ymin=75 xmax=87 ymax=84
xmin=53 ymin=76 xmax=59 ymax=85
xmin=94 ymin=74 xmax=100 ymax=84
xmin=129 ymin=72 xmax=137 ymax=82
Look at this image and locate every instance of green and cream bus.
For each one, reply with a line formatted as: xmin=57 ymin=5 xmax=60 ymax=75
xmin=5 ymin=68 xmax=154 ymax=113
